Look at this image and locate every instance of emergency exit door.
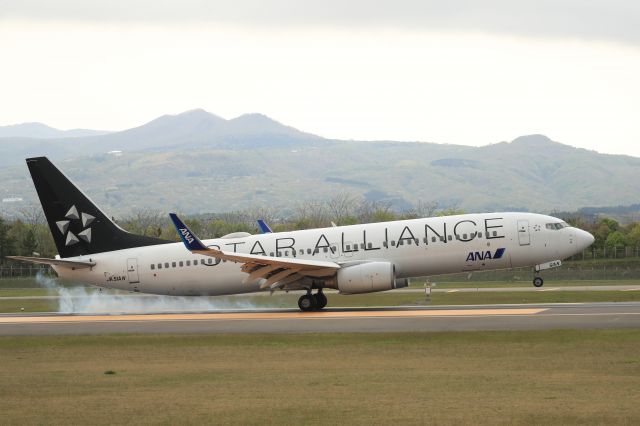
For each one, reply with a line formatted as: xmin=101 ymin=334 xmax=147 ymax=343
xmin=127 ymin=258 xmax=140 ymax=284
xmin=517 ymin=220 xmax=530 ymax=246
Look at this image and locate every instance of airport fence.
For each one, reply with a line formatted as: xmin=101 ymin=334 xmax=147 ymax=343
xmin=1 ymin=249 xmax=640 ymax=284
xmin=429 ymin=263 xmax=640 ymax=283
xmin=569 ymin=246 xmax=640 ymax=261
xmin=0 ymin=265 xmax=53 ymax=279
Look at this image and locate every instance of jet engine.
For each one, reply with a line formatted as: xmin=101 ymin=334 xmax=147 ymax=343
xmin=335 ymin=262 xmax=408 ymax=294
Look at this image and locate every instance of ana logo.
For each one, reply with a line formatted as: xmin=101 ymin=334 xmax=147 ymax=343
xmin=55 ymin=205 xmax=94 ymax=247
xmin=180 ymin=228 xmax=195 ymax=244
xmin=466 ymin=248 xmax=506 ymax=262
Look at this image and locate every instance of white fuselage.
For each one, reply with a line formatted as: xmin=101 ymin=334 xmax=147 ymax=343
xmin=54 ymin=212 xmax=593 ymax=296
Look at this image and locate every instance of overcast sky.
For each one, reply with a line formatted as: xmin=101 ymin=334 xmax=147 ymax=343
xmin=1 ymin=1 xmax=639 ymax=155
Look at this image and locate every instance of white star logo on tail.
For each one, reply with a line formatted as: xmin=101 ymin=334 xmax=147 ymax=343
xmin=57 ymin=205 xmax=93 ymax=246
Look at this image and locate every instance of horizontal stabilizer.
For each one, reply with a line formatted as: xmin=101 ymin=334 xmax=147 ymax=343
xmin=7 ymin=256 xmax=96 ymax=269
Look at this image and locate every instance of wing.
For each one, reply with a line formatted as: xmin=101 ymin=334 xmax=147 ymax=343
xmin=7 ymin=255 xmax=95 ymax=269
xmin=169 ymin=213 xmax=339 ymax=290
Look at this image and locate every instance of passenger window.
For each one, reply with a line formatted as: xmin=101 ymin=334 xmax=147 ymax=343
xmin=447 ymin=235 xmax=452 ymax=241
xmin=463 ymin=234 xmax=467 ymax=239
xmin=360 ymin=243 xmax=365 ymax=249
xmin=270 ymin=252 xmax=274 ymax=257
xmin=332 ymin=246 xmax=337 ymax=252
xmin=432 ymin=237 xmax=437 ymax=242
xmin=440 ymin=236 xmax=445 ymax=242
xmin=346 ymin=244 xmax=351 ymax=250
xmin=391 ymin=241 xmax=396 ymax=246
xmin=300 ymin=249 xmax=304 ymax=255
xmin=201 ymin=259 xmax=205 ymax=265
xmin=368 ymin=242 xmax=373 ymax=248
xmin=307 ymin=249 xmax=312 ymax=254
xmin=323 ymin=247 xmax=328 ymax=253
xmin=492 ymin=231 xmax=497 ymax=237
xmin=172 ymin=262 xmax=176 ymax=268
xmin=186 ymin=260 xmax=190 ymax=266
xmin=179 ymin=261 xmax=183 ymax=267
xmin=277 ymin=251 xmax=281 ymax=257
xmin=157 ymin=263 xmax=162 ymax=269
xmin=165 ymin=262 xmax=169 ymax=268
xmin=207 ymin=258 xmax=213 ymax=265
xmin=383 ymin=242 xmax=388 ymax=248
xmin=313 ymin=249 xmax=319 ymax=254
xmin=151 ymin=264 xmax=155 ymax=270
xmin=398 ymin=240 xmax=404 ymax=246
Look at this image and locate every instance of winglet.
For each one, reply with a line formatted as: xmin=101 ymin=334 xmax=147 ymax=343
xmin=257 ymin=219 xmax=273 ymax=234
xmin=169 ymin=213 xmax=208 ymax=251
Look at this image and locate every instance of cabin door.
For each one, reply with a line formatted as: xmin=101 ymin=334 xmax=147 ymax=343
xmin=127 ymin=258 xmax=140 ymax=284
xmin=517 ymin=220 xmax=531 ymax=246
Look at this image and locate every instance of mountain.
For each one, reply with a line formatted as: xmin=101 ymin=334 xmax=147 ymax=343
xmin=0 ymin=109 xmax=321 ymax=166
xmin=1 ymin=111 xmax=640 ymax=216
xmin=84 ymin=109 xmax=321 ymax=152
xmin=0 ymin=122 xmax=110 ymax=139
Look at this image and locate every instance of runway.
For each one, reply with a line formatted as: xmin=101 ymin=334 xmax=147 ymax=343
xmin=1 ymin=302 xmax=639 ymax=335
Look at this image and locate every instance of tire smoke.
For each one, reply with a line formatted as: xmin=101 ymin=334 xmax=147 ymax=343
xmin=35 ymin=273 xmax=264 ymax=314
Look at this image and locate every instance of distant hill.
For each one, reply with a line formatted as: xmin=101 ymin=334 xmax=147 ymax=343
xmin=0 ymin=122 xmax=110 ymax=139
xmin=0 ymin=109 xmax=321 ymax=166
xmin=1 ymin=110 xmax=639 ymax=216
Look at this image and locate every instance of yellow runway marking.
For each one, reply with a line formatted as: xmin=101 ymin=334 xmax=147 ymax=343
xmin=0 ymin=308 xmax=548 ymax=324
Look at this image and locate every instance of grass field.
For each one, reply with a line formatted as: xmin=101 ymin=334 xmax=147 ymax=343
xmin=3 ymin=278 xmax=640 ymax=298
xmin=1 ymin=290 xmax=640 ymax=313
xmin=412 ymin=279 xmax=640 ymax=289
xmin=1 ymin=330 xmax=639 ymax=425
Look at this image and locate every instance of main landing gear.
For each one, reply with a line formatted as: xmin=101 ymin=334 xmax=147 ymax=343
xmin=533 ymin=276 xmax=544 ymax=287
xmin=298 ymin=289 xmax=327 ymax=312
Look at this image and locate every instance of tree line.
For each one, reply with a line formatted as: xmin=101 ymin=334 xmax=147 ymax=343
xmin=1 ymin=195 xmax=639 ymax=263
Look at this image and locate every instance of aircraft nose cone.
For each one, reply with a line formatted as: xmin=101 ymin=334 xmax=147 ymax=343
xmin=577 ymin=229 xmax=595 ymax=250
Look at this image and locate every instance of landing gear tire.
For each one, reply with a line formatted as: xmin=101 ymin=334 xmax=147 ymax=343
xmin=298 ymin=294 xmax=317 ymax=312
xmin=315 ymin=292 xmax=328 ymax=310
xmin=533 ymin=277 xmax=544 ymax=287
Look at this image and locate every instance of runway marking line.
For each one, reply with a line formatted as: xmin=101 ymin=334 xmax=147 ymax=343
xmin=0 ymin=308 xmax=548 ymax=324
xmin=621 ymin=288 xmax=640 ymax=292
xmin=539 ymin=288 xmax=560 ymax=292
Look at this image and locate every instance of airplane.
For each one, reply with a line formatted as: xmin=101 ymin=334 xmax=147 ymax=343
xmin=9 ymin=157 xmax=595 ymax=312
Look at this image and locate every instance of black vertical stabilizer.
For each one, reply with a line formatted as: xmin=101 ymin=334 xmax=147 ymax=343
xmin=26 ymin=157 xmax=171 ymax=258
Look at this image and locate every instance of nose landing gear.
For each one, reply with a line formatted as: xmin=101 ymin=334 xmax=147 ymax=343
xmin=532 ymin=260 xmax=561 ymax=287
xmin=298 ymin=289 xmax=327 ymax=312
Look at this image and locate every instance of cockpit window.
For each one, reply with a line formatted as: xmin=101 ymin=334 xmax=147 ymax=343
xmin=546 ymin=222 xmax=570 ymax=230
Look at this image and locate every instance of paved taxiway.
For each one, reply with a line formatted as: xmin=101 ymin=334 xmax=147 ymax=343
xmin=1 ymin=302 xmax=639 ymax=335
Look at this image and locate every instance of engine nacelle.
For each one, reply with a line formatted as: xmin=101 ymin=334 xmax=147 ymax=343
xmin=336 ymin=262 xmax=408 ymax=294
